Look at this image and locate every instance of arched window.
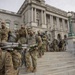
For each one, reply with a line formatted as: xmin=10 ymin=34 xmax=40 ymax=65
xmin=5 ymin=19 xmax=11 ymax=29
xmin=14 ymin=21 xmax=19 ymax=30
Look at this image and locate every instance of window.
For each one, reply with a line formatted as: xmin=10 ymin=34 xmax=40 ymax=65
xmin=53 ymin=16 xmax=57 ymax=25
xmin=36 ymin=10 xmax=41 ymax=26
xmin=65 ymin=20 xmax=68 ymax=28
xmin=6 ymin=22 xmax=10 ymax=29
xmin=59 ymin=18 xmax=63 ymax=29
xmin=53 ymin=16 xmax=57 ymax=29
xmin=46 ymin=14 xmax=50 ymax=25
xmin=5 ymin=19 xmax=11 ymax=29
xmin=14 ymin=24 xmax=18 ymax=30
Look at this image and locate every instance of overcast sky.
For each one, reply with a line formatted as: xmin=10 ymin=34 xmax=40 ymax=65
xmin=0 ymin=0 xmax=75 ymax=13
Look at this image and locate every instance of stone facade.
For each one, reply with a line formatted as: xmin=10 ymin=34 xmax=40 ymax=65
xmin=0 ymin=9 xmax=21 ymax=31
xmin=0 ymin=0 xmax=69 ymax=40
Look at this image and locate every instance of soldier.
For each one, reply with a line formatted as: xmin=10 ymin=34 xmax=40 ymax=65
xmin=25 ymin=29 xmax=42 ymax=72
xmin=63 ymin=35 xmax=67 ymax=51
xmin=41 ymin=32 xmax=47 ymax=55
xmin=0 ymin=47 xmax=21 ymax=75
xmin=0 ymin=21 xmax=9 ymax=43
xmin=52 ymin=39 xmax=59 ymax=52
xmin=18 ymin=25 xmax=27 ymax=44
xmin=0 ymin=22 xmax=21 ymax=75
xmin=36 ymin=31 xmax=43 ymax=58
xmin=45 ymin=31 xmax=51 ymax=52
xmin=17 ymin=25 xmax=28 ymax=66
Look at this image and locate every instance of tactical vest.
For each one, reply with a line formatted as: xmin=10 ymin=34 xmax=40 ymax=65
xmin=27 ymin=35 xmax=36 ymax=46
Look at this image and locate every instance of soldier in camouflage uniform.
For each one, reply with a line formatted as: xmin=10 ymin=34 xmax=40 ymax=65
xmin=0 ymin=48 xmax=14 ymax=75
xmin=52 ymin=39 xmax=59 ymax=52
xmin=63 ymin=35 xmax=67 ymax=51
xmin=17 ymin=25 xmax=27 ymax=66
xmin=18 ymin=25 xmax=27 ymax=44
xmin=0 ymin=22 xmax=9 ymax=43
xmin=0 ymin=22 xmax=21 ymax=75
xmin=25 ymin=29 xmax=42 ymax=72
xmin=36 ymin=31 xmax=43 ymax=58
xmin=0 ymin=48 xmax=21 ymax=75
xmin=41 ymin=33 xmax=47 ymax=55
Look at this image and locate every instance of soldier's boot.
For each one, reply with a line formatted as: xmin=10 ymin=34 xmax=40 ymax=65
xmin=42 ymin=50 xmax=44 ymax=55
xmin=37 ymin=52 xmax=42 ymax=58
xmin=42 ymin=52 xmax=44 ymax=55
xmin=26 ymin=67 xmax=33 ymax=72
xmin=32 ymin=67 xmax=36 ymax=72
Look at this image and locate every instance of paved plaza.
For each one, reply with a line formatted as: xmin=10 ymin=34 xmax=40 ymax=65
xmin=19 ymin=52 xmax=75 ymax=75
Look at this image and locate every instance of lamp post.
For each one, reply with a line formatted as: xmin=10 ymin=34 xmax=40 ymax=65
xmin=67 ymin=12 xmax=73 ymax=37
xmin=67 ymin=12 xmax=75 ymax=55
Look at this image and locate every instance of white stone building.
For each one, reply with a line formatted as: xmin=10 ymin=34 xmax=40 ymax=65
xmin=0 ymin=0 xmax=69 ymax=40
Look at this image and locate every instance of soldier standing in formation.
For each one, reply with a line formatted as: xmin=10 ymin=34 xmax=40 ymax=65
xmin=0 ymin=21 xmax=67 ymax=75
xmin=0 ymin=22 xmax=9 ymax=43
xmin=25 ymin=28 xmax=42 ymax=72
xmin=0 ymin=21 xmax=21 ymax=75
xmin=37 ymin=31 xmax=43 ymax=57
xmin=18 ymin=25 xmax=27 ymax=44
xmin=17 ymin=25 xmax=28 ymax=66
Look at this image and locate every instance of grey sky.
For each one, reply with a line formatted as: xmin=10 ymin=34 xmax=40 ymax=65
xmin=0 ymin=0 xmax=75 ymax=12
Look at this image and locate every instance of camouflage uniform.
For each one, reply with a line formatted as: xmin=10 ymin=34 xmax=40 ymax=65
xmin=25 ymin=32 xmax=38 ymax=72
xmin=52 ymin=39 xmax=59 ymax=52
xmin=25 ymin=30 xmax=37 ymax=72
xmin=17 ymin=27 xmax=27 ymax=66
xmin=18 ymin=27 xmax=27 ymax=44
xmin=0 ymin=49 xmax=21 ymax=75
xmin=0 ymin=28 xmax=9 ymax=42
xmin=63 ymin=38 xmax=67 ymax=51
xmin=58 ymin=39 xmax=66 ymax=51
xmin=36 ymin=35 xmax=43 ymax=58
xmin=42 ymin=34 xmax=47 ymax=54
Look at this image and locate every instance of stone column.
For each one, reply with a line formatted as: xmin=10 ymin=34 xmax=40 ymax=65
xmin=34 ymin=8 xmax=36 ymax=22
xmin=50 ymin=15 xmax=53 ymax=30
xmin=57 ymin=17 xmax=60 ymax=30
xmin=62 ymin=19 xmax=65 ymax=31
xmin=44 ymin=11 xmax=46 ymax=25
xmin=28 ymin=9 xmax=30 ymax=23
xmin=41 ymin=10 xmax=43 ymax=25
xmin=31 ymin=7 xmax=33 ymax=22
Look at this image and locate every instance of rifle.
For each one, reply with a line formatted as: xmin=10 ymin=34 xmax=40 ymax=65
xmin=29 ymin=44 xmax=38 ymax=52
xmin=0 ymin=42 xmax=28 ymax=51
xmin=0 ymin=42 xmax=37 ymax=52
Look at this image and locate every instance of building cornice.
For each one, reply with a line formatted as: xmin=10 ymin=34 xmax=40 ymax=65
xmin=0 ymin=9 xmax=21 ymax=17
xmin=17 ymin=3 xmax=46 ymax=14
xmin=17 ymin=0 xmax=68 ymax=18
xmin=46 ymin=4 xmax=67 ymax=17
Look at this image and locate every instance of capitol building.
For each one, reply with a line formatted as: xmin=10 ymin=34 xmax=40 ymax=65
xmin=0 ymin=0 xmax=69 ymax=40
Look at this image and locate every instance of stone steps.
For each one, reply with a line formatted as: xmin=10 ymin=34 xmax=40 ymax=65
xmin=19 ymin=52 xmax=75 ymax=75
xmin=37 ymin=61 xmax=75 ymax=68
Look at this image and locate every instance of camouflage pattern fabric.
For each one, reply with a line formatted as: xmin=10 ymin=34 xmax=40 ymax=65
xmin=1 ymin=28 xmax=9 ymax=42
xmin=0 ymin=50 xmax=20 ymax=75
